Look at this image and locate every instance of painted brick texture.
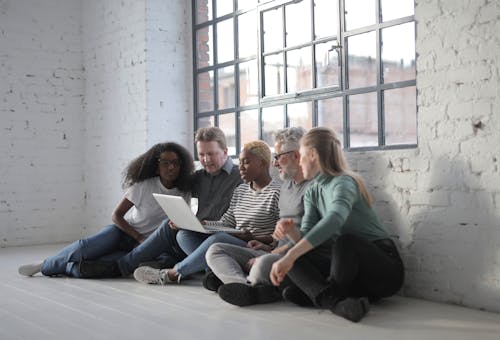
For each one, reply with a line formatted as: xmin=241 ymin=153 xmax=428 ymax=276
xmin=348 ymin=0 xmax=500 ymax=312
xmin=0 ymin=0 xmax=85 ymax=246
xmin=1 ymin=0 xmax=499 ymax=314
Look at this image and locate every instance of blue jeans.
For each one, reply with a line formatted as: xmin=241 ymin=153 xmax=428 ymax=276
xmin=175 ymin=230 xmax=247 ymax=277
xmin=41 ymin=225 xmax=136 ymax=277
xmin=117 ymin=219 xmax=186 ymax=275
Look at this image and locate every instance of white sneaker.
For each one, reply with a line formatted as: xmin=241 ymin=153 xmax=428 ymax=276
xmin=133 ymin=266 xmax=179 ymax=285
xmin=18 ymin=262 xmax=43 ymax=276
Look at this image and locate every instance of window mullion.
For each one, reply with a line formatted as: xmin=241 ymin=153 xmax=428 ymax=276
xmin=339 ymin=0 xmax=348 ymax=148
xmin=376 ymin=0 xmax=384 ymax=147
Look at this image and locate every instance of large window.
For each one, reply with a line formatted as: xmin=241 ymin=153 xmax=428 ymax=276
xmin=193 ymin=0 xmax=416 ymax=155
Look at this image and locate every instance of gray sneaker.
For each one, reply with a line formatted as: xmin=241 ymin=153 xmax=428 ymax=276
xmin=18 ymin=262 xmax=43 ymax=276
xmin=133 ymin=266 xmax=179 ymax=285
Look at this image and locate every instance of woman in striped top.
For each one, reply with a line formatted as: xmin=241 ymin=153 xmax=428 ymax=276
xmin=133 ymin=140 xmax=281 ymax=285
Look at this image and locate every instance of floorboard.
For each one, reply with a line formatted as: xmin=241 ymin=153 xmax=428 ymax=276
xmin=1 ymin=244 xmax=500 ymax=340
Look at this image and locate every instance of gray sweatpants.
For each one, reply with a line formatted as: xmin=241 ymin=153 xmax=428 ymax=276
xmin=205 ymin=242 xmax=283 ymax=285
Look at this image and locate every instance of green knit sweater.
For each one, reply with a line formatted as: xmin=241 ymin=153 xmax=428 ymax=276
xmin=301 ymin=173 xmax=389 ymax=248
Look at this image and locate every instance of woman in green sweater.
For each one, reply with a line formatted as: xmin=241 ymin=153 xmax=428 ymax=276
xmin=270 ymin=127 xmax=404 ymax=322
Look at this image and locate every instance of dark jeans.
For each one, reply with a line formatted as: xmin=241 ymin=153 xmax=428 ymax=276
xmin=41 ymin=225 xmax=137 ymax=277
xmin=117 ymin=220 xmax=186 ymax=275
xmin=286 ymin=234 xmax=404 ymax=306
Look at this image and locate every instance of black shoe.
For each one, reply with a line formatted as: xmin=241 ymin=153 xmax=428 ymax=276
xmin=218 ymin=283 xmax=282 ymax=307
xmin=282 ymin=285 xmax=314 ymax=307
xmin=330 ymin=297 xmax=370 ymax=323
xmin=202 ymin=271 xmax=223 ymax=292
xmin=79 ymin=261 xmax=121 ymax=278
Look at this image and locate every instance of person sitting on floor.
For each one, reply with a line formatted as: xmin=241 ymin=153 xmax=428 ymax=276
xmin=269 ymin=127 xmax=405 ymax=323
xmin=57 ymin=127 xmax=244 ymax=279
xmin=204 ymin=127 xmax=312 ymax=306
xmin=133 ymin=140 xmax=281 ymax=285
xmin=18 ymin=142 xmax=193 ymax=278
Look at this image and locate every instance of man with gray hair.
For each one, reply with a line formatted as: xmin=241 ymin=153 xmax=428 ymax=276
xmin=204 ymin=126 xmax=313 ymax=306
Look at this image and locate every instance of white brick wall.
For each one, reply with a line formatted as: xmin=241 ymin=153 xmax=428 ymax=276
xmin=80 ymin=0 xmax=192 ymax=235
xmin=0 ymin=0 xmax=85 ymax=246
xmin=348 ymin=0 xmax=500 ymax=312
xmin=81 ymin=0 xmax=149 ymax=234
xmin=145 ymin=0 xmax=193 ymax=148
xmin=1 ymin=0 xmax=499 ymax=313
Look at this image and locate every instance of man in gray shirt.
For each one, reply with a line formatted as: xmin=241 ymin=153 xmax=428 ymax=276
xmin=205 ymin=127 xmax=312 ymax=306
xmin=78 ymin=127 xmax=242 ymax=278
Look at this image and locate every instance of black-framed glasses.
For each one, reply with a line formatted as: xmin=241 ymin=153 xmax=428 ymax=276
xmin=158 ymin=159 xmax=181 ymax=168
xmin=273 ymin=150 xmax=295 ymax=162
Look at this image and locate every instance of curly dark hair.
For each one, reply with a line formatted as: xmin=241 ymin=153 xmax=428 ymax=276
xmin=122 ymin=142 xmax=194 ymax=192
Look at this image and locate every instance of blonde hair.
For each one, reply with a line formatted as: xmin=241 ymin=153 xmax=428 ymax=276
xmin=302 ymin=127 xmax=373 ymax=206
xmin=243 ymin=140 xmax=272 ymax=165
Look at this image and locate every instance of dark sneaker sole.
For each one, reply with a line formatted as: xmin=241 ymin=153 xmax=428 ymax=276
xmin=331 ymin=297 xmax=370 ymax=323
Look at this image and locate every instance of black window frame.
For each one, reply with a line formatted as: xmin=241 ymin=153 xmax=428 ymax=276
xmin=192 ymin=0 xmax=417 ymax=155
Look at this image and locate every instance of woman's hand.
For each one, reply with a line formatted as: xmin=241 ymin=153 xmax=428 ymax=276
xmin=270 ymin=255 xmax=294 ymax=286
xmin=235 ymin=229 xmax=254 ymax=242
xmin=247 ymin=239 xmax=272 ymax=251
xmin=273 ymin=218 xmax=296 ymax=240
xmin=168 ymin=220 xmax=179 ymax=230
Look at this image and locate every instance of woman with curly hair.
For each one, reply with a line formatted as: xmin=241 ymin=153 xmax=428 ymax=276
xmin=18 ymin=142 xmax=194 ymax=278
xmin=133 ymin=140 xmax=282 ymax=285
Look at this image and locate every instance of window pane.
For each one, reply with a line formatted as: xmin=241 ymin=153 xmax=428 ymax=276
xmin=217 ymin=18 xmax=234 ymax=63
xmin=218 ymin=66 xmax=235 ymax=109
xmin=238 ymin=10 xmax=257 ymax=59
xmin=287 ymin=102 xmax=312 ymax=130
xmin=384 ymin=86 xmax=416 ymax=145
xmin=239 ymin=59 xmax=258 ymax=106
xmin=264 ymin=53 xmax=284 ymax=96
xmin=237 ymin=0 xmax=258 ymax=11
xmin=196 ymin=0 xmax=213 ymax=24
xmin=382 ymin=23 xmax=415 ymax=83
xmin=197 ymin=71 xmax=214 ymax=112
xmin=216 ymin=0 xmax=233 ymax=17
xmin=318 ymin=97 xmax=344 ymax=146
xmin=345 ymin=0 xmax=376 ymax=31
xmin=348 ymin=92 xmax=378 ymax=147
xmin=219 ymin=112 xmax=237 ymax=155
xmin=381 ymin=0 xmax=414 ymax=21
xmin=263 ymin=7 xmax=283 ymax=52
xmin=314 ymin=0 xmax=338 ymax=39
xmin=315 ymin=42 xmax=340 ymax=88
xmin=198 ymin=115 xmax=215 ymax=129
xmin=239 ymin=109 xmax=259 ymax=149
xmin=285 ymin=0 xmax=311 ymax=47
xmin=287 ymin=46 xmax=312 ymax=92
xmin=347 ymin=31 xmax=377 ymax=89
xmin=262 ymin=106 xmax=284 ymax=146
xmin=196 ymin=26 xmax=213 ymax=68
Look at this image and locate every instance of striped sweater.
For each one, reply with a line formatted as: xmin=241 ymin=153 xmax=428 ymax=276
xmin=219 ymin=178 xmax=281 ymax=237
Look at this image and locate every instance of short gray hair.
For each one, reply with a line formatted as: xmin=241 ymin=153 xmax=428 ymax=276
xmin=274 ymin=127 xmax=306 ymax=152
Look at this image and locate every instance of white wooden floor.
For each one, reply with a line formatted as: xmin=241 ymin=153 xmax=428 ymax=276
xmin=2 ymin=244 xmax=500 ymax=340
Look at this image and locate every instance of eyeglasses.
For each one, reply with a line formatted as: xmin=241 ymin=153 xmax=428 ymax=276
xmin=273 ymin=150 xmax=295 ymax=162
xmin=158 ymin=159 xmax=181 ymax=168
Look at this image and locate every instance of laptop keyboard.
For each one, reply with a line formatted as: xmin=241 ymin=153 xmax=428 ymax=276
xmin=203 ymin=221 xmax=243 ymax=233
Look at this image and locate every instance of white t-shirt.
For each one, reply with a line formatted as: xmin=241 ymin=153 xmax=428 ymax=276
xmin=124 ymin=177 xmax=190 ymax=237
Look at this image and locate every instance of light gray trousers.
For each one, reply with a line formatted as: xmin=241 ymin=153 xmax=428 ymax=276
xmin=205 ymin=242 xmax=283 ymax=285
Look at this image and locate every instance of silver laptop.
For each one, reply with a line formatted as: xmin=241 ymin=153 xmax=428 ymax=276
xmin=152 ymin=193 xmax=244 ymax=234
